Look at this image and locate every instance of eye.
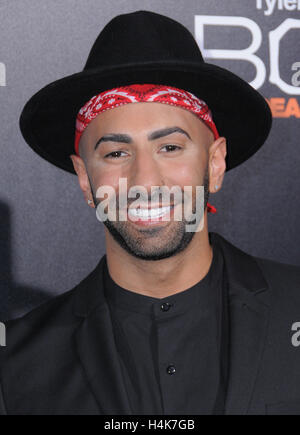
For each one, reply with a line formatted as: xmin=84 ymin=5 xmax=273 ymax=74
xmin=160 ymin=144 xmax=182 ymax=153
xmin=104 ymin=151 xmax=128 ymax=159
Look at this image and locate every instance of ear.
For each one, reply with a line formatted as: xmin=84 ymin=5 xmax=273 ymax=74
xmin=70 ymin=154 xmax=95 ymax=208
xmin=208 ymin=137 xmax=227 ymax=193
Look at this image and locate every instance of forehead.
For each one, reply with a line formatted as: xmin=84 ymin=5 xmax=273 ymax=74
xmin=78 ymin=102 xmax=215 ymax=159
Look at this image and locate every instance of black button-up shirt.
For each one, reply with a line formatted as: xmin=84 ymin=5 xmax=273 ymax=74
xmin=103 ymin=235 xmax=229 ymax=415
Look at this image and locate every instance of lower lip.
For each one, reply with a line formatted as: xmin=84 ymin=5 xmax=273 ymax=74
xmin=127 ymin=205 xmax=175 ymax=227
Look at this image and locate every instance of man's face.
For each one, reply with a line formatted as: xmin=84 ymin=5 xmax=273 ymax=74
xmin=74 ymin=102 xmax=219 ymax=261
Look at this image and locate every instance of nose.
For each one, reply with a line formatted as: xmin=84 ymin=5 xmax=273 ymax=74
xmin=128 ymin=148 xmax=164 ymax=192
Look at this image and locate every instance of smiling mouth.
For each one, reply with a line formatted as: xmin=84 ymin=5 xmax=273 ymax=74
xmin=128 ymin=205 xmax=174 ymax=220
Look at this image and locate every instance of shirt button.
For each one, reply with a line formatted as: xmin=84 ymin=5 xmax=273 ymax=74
xmin=161 ymin=302 xmax=172 ymax=312
xmin=166 ymin=365 xmax=176 ymax=375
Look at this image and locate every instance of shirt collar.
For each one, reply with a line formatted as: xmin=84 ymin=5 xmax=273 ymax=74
xmin=103 ymin=236 xmax=224 ymax=318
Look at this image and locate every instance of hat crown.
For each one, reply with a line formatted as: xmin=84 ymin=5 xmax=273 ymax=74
xmin=84 ymin=10 xmax=204 ymax=70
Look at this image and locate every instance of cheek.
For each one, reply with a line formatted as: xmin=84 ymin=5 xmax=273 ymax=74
xmin=164 ymin=159 xmax=201 ymax=187
xmin=93 ymin=173 xmax=120 ymax=193
xmin=170 ymin=168 xmax=194 ymax=186
xmin=88 ymin=159 xmax=122 ymax=192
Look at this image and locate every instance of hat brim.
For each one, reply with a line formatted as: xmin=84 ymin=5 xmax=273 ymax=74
xmin=19 ymin=60 xmax=272 ymax=174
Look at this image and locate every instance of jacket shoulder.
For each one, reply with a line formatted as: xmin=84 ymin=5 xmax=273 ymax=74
xmin=254 ymin=255 xmax=300 ymax=285
xmin=0 ymin=257 xmax=105 ymax=415
xmin=4 ymin=285 xmax=78 ymax=331
xmin=1 ymin=255 xmax=105 ymax=353
xmin=0 ymin=285 xmax=81 ymax=371
xmin=0 ymin=285 xmax=81 ymax=414
xmin=254 ymin=255 xmax=300 ymax=304
xmin=211 ymin=231 xmax=300 ymax=298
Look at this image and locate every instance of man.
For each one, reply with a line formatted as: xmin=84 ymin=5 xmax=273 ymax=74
xmin=0 ymin=10 xmax=300 ymax=415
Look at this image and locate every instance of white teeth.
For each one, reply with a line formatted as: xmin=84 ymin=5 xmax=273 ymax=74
xmin=128 ymin=206 xmax=172 ymax=219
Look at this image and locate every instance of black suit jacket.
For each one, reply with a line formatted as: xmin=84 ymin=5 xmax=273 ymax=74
xmin=0 ymin=232 xmax=300 ymax=415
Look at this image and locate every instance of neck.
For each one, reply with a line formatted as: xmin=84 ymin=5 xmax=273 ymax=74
xmin=104 ymin=217 xmax=213 ymax=299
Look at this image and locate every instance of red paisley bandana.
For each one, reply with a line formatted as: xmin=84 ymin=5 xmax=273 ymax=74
xmin=75 ymin=84 xmax=218 ymax=213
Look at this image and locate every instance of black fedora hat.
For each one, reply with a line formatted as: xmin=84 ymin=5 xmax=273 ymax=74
xmin=19 ymin=10 xmax=272 ymax=174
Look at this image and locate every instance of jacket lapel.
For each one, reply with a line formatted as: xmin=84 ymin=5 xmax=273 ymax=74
xmin=73 ymin=257 xmax=132 ymax=415
xmin=210 ymin=232 xmax=271 ymax=415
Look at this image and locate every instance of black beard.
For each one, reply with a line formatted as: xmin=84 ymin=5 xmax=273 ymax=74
xmin=88 ymin=166 xmax=210 ymax=261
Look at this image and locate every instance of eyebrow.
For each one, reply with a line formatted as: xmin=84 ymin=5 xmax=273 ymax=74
xmin=94 ymin=126 xmax=191 ymax=150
